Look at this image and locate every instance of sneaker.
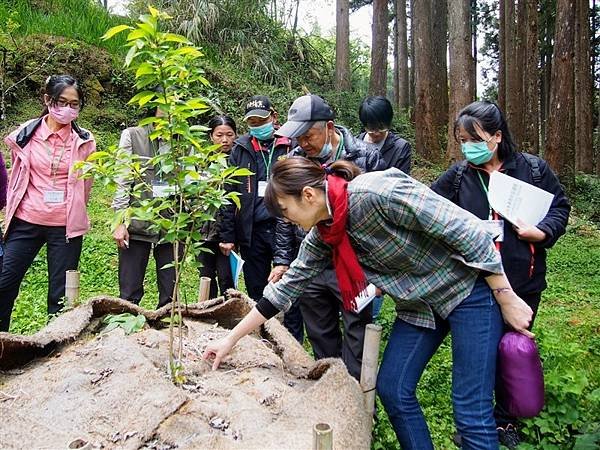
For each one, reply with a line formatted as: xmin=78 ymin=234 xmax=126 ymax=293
xmin=497 ymin=423 xmax=520 ymax=449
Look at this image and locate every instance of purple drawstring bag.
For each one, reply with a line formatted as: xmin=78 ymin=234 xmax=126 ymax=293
xmin=497 ymin=331 xmax=545 ymax=418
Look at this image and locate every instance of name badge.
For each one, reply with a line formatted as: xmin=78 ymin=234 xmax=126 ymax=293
xmin=43 ymin=190 xmax=65 ymax=204
xmin=483 ymin=219 xmax=504 ymax=242
xmin=152 ymin=181 xmax=171 ymax=198
xmin=258 ymin=180 xmax=268 ymax=198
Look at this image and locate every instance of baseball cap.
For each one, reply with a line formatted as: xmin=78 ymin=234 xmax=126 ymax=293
xmin=275 ymin=94 xmax=335 ymax=138
xmin=243 ymin=95 xmax=274 ymax=121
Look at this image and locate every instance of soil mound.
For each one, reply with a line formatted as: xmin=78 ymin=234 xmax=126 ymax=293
xmin=0 ymin=292 xmax=370 ymax=449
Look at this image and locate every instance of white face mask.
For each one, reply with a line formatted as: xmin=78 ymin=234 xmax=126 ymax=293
xmin=317 ymin=127 xmax=332 ymax=158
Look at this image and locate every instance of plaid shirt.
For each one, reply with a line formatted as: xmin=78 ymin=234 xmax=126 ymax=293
xmin=263 ymin=169 xmax=504 ymax=329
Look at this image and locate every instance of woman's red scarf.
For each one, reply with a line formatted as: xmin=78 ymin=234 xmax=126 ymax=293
xmin=317 ymin=175 xmax=367 ymax=311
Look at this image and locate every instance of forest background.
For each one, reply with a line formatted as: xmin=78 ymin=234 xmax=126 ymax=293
xmin=0 ymin=0 xmax=599 ymax=448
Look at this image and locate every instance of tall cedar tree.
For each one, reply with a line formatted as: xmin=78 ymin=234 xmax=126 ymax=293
xmin=447 ymin=0 xmax=475 ymax=163
xmin=336 ymin=0 xmax=352 ymax=91
xmin=575 ymin=0 xmax=594 ymax=173
xmin=546 ymin=0 xmax=576 ymax=189
xmin=523 ymin=0 xmax=540 ymax=154
xmin=393 ymin=0 xmax=409 ymax=111
xmin=414 ymin=0 xmax=447 ymax=162
xmin=369 ymin=0 xmax=388 ymax=95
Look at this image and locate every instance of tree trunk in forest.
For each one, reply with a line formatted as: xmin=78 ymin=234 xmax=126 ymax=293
xmin=471 ymin=0 xmax=478 ymax=98
xmin=503 ymin=0 xmax=524 ymax=148
xmin=414 ymin=0 xmax=447 ymax=163
xmin=546 ymin=0 xmax=576 ymax=189
xmin=539 ymin=0 xmax=555 ymax=152
xmin=393 ymin=7 xmax=400 ymax=107
xmin=432 ymin=0 xmax=448 ymax=125
xmin=499 ymin=0 xmax=506 ymax=110
xmin=523 ymin=0 xmax=540 ymax=154
xmin=394 ymin=0 xmax=409 ymax=111
xmin=594 ymin=0 xmax=600 ymax=176
xmin=574 ymin=0 xmax=594 ymax=173
xmin=292 ymin=0 xmax=300 ymax=35
xmin=409 ymin=0 xmax=416 ymax=111
xmin=335 ymin=0 xmax=351 ymax=91
xmin=369 ymin=0 xmax=389 ymax=95
xmin=447 ymin=0 xmax=475 ymax=164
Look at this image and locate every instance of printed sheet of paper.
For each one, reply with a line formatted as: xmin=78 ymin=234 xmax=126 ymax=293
xmin=229 ymin=251 xmax=245 ymax=290
xmin=488 ymin=171 xmax=554 ymax=226
xmin=353 ymin=283 xmax=377 ymax=313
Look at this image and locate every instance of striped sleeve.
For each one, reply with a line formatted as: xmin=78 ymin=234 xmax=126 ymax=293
xmin=262 ymin=227 xmax=332 ymax=312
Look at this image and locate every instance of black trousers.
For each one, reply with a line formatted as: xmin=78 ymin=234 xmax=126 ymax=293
xmin=495 ymin=291 xmax=543 ymax=427
xmin=198 ymin=241 xmax=234 ymax=299
xmin=283 ymin=299 xmax=305 ymax=343
xmin=118 ymin=239 xmax=177 ymax=308
xmin=239 ymin=221 xmax=275 ymax=301
xmin=298 ymin=268 xmax=372 ymax=380
xmin=0 ymin=218 xmax=83 ymax=331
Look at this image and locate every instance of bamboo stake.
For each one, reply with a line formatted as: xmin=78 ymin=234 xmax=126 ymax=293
xmin=313 ymin=422 xmax=333 ymax=450
xmin=198 ymin=276 xmax=211 ymax=302
xmin=360 ymin=323 xmax=382 ymax=416
xmin=65 ymin=270 xmax=80 ymax=307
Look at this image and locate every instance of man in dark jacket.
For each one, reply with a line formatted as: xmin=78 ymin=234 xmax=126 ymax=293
xmin=218 ymin=96 xmax=293 ymax=302
xmin=269 ymin=94 xmax=384 ymax=379
xmin=357 ymin=96 xmax=412 ymax=173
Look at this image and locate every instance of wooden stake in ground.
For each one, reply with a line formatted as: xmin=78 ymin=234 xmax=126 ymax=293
xmin=65 ymin=270 xmax=80 ymax=307
xmin=198 ymin=277 xmax=211 ymax=302
xmin=360 ymin=323 xmax=382 ymax=415
xmin=313 ymin=422 xmax=333 ymax=450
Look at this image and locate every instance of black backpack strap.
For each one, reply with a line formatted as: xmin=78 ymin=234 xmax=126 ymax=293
xmin=452 ymin=160 xmax=469 ymax=199
xmin=521 ymin=153 xmax=542 ymax=185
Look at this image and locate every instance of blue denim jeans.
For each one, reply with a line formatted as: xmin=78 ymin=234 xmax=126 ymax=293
xmin=376 ymin=278 xmax=503 ymax=450
xmin=372 ymin=295 xmax=383 ymax=322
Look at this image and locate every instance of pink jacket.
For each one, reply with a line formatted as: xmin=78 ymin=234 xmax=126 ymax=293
xmin=3 ymin=118 xmax=96 ymax=239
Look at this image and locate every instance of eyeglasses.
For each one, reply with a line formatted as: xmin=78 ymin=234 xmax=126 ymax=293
xmin=365 ymin=129 xmax=389 ymax=134
xmin=56 ymin=100 xmax=81 ymax=110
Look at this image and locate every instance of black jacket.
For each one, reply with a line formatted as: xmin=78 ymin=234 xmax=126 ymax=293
xmin=431 ymin=152 xmax=570 ymax=295
xmin=357 ymin=130 xmax=412 ymax=174
xmin=219 ymin=133 xmax=293 ymax=247
xmin=272 ymin=125 xmax=385 ymax=266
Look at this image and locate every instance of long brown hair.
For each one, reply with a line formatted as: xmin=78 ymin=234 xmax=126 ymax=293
xmin=264 ymin=157 xmax=361 ymax=218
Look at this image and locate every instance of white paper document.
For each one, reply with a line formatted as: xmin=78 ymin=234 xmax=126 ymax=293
xmin=353 ymin=284 xmax=377 ymax=313
xmin=229 ymin=251 xmax=245 ymax=290
xmin=488 ymin=171 xmax=554 ymax=226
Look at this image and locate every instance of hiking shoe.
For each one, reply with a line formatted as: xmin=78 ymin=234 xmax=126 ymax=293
xmin=497 ymin=423 xmax=520 ymax=449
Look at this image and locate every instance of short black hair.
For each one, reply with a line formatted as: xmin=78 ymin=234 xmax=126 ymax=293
xmin=358 ymin=96 xmax=393 ymax=130
xmin=454 ymin=101 xmax=516 ymax=160
xmin=41 ymin=74 xmax=84 ymax=117
xmin=45 ymin=75 xmax=84 ymax=108
xmin=208 ymin=115 xmax=237 ymax=135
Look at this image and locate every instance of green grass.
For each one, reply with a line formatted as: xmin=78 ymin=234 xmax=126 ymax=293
xmin=0 ymin=0 xmax=128 ymax=55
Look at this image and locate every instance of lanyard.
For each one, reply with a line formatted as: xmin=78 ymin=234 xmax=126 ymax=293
xmin=259 ymin=141 xmax=276 ymax=180
xmin=476 ymin=170 xmax=495 ymax=220
xmin=476 ymin=170 xmax=503 ymax=251
xmin=43 ymin=141 xmax=67 ymax=187
xmin=333 ymin=132 xmax=345 ymax=161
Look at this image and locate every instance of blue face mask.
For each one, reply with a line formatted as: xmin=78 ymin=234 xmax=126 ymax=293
xmin=248 ymin=121 xmax=274 ymax=141
xmin=461 ymin=141 xmax=495 ymax=165
xmin=318 ymin=128 xmax=332 ymax=158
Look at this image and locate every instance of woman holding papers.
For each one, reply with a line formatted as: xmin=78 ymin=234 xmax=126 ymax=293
xmin=431 ymin=100 xmax=570 ymax=448
xmin=197 ymin=115 xmax=237 ymax=298
xmin=204 ymin=157 xmax=534 ymax=450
